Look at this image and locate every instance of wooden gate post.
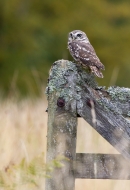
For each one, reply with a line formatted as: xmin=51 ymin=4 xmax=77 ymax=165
xmin=45 ymin=60 xmax=78 ymax=190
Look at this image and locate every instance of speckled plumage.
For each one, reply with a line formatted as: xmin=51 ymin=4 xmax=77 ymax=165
xmin=68 ymin=30 xmax=105 ymax=78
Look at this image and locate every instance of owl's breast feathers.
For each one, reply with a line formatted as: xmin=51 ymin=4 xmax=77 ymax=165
xmin=68 ymin=41 xmax=105 ymax=70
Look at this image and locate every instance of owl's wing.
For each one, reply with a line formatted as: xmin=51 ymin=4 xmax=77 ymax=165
xmin=78 ymin=42 xmax=105 ymax=70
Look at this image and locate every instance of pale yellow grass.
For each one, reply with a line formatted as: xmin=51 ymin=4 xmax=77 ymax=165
xmin=0 ymin=98 xmax=129 ymax=189
xmin=0 ymin=98 xmax=47 ymax=169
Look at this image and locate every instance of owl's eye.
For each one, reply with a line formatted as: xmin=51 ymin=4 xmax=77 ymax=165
xmin=77 ymin=33 xmax=82 ymax=38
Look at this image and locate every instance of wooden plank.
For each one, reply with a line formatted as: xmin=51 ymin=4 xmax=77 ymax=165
xmin=77 ymin=88 xmax=130 ymax=160
xmin=45 ymin=60 xmax=78 ymax=190
xmin=75 ymin=153 xmax=130 ymax=179
xmin=67 ymin=60 xmax=130 ymax=160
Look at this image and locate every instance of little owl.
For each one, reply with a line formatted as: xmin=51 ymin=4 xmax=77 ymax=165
xmin=68 ymin=30 xmax=105 ymax=78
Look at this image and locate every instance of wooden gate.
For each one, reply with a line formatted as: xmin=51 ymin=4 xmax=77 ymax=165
xmin=45 ymin=60 xmax=130 ymax=190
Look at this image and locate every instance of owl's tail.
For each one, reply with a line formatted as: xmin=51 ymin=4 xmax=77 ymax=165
xmin=90 ymin=66 xmax=104 ymax=78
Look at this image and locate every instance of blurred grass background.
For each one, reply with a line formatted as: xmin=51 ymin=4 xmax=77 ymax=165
xmin=0 ymin=0 xmax=130 ymax=97
xmin=0 ymin=0 xmax=130 ymax=189
xmin=0 ymin=99 xmax=130 ymax=190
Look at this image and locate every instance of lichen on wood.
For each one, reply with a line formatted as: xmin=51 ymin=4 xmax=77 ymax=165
xmin=46 ymin=59 xmax=97 ymax=106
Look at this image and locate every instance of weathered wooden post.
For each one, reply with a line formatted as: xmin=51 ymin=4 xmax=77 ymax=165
xmin=45 ymin=60 xmax=79 ymax=190
xmin=45 ymin=59 xmax=130 ymax=190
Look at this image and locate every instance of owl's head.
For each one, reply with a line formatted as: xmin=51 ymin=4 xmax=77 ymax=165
xmin=68 ymin=30 xmax=89 ymax=43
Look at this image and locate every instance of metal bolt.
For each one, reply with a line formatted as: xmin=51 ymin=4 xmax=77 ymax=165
xmin=57 ymin=98 xmax=65 ymax=107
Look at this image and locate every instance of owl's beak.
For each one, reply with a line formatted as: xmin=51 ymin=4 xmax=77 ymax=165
xmin=72 ymin=35 xmax=76 ymax=40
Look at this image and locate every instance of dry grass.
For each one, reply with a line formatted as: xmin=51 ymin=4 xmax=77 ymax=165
xmin=0 ymin=98 xmax=47 ymax=169
xmin=0 ymin=97 xmax=130 ymax=189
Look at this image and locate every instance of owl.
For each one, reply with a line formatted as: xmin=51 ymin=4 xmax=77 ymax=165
xmin=68 ymin=30 xmax=105 ymax=78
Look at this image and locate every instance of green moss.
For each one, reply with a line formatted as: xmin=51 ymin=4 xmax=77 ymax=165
xmin=127 ymin=111 xmax=130 ymax=117
xmin=97 ymin=96 xmax=122 ymax=114
xmin=107 ymin=86 xmax=130 ymax=102
xmin=45 ymin=59 xmax=99 ymax=114
xmin=46 ymin=59 xmax=97 ymax=98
